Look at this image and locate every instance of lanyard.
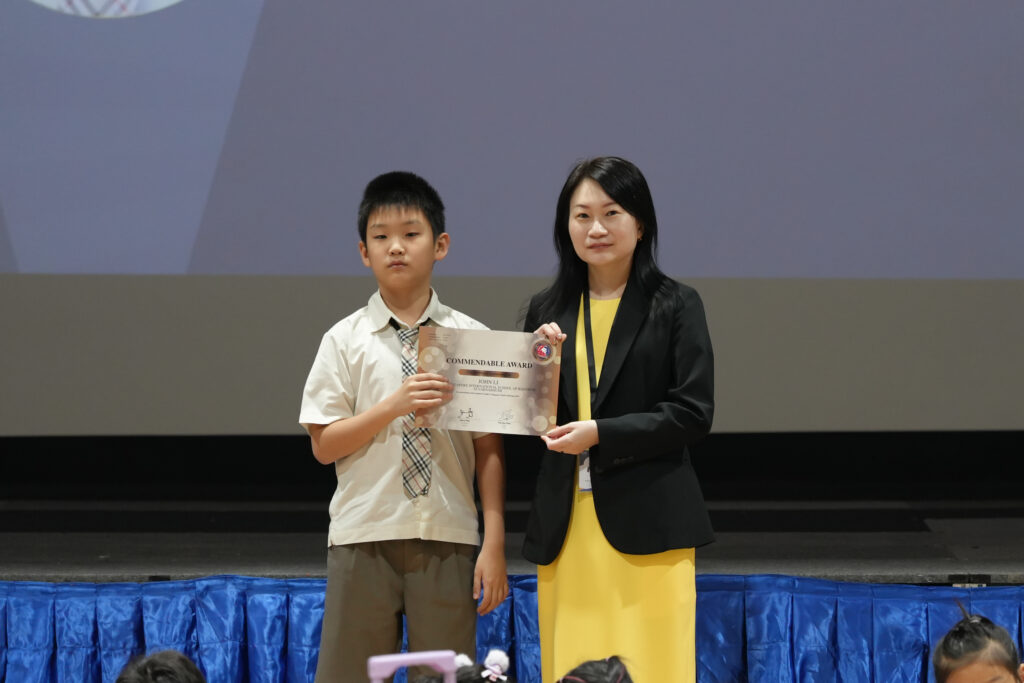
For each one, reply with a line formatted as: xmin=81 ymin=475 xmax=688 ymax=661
xmin=582 ymin=294 xmax=598 ymax=410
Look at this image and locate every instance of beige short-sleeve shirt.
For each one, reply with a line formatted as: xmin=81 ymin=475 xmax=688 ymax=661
xmin=300 ymin=289 xmax=488 ymax=547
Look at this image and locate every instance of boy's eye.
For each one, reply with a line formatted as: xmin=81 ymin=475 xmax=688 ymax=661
xmin=405 ymin=231 xmax=420 ymax=238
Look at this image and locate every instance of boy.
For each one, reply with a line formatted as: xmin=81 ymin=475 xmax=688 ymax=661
xmin=300 ymin=171 xmax=507 ymax=682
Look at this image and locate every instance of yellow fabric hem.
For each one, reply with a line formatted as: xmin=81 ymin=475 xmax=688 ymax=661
xmin=538 ymin=492 xmax=696 ymax=683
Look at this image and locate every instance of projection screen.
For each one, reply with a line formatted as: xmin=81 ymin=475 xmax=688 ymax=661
xmin=1 ymin=0 xmax=1021 ymax=435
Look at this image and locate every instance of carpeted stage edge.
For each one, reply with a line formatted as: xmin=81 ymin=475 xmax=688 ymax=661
xmin=3 ymin=573 xmax=1024 ymax=683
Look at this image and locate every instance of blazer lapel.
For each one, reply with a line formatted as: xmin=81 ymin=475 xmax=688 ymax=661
xmin=555 ymin=297 xmax=581 ymax=422
xmin=593 ymin=277 xmax=648 ymax=414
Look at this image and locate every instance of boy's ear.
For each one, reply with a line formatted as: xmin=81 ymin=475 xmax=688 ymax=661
xmin=433 ymin=233 xmax=450 ymax=262
xmin=358 ymin=241 xmax=371 ymax=268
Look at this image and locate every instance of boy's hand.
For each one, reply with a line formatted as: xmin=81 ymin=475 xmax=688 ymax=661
xmin=473 ymin=545 xmax=509 ymax=615
xmin=387 ymin=373 xmax=453 ymax=418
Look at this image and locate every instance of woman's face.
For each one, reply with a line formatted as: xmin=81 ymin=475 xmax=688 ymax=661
xmin=946 ymin=660 xmax=1024 ymax=683
xmin=567 ymin=178 xmax=642 ymax=272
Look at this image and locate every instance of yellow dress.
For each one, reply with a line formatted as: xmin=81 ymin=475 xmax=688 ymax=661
xmin=537 ymin=297 xmax=696 ymax=683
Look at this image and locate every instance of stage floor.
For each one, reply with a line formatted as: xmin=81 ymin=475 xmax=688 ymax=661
xmin=3 ymin=498 xmax=1023 ymax=585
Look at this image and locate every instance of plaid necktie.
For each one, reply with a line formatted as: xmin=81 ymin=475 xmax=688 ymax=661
xmin=397 ymin=325 xmax=431 ymax=497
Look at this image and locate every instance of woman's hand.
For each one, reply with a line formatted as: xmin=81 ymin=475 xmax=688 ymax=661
xmin=541 ymin=420 xmax=598 ymax=455
xmin=534 ymin=322 xmax=566 ymax=345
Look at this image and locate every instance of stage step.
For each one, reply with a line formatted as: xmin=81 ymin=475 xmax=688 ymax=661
xmin=3 ymin=499 xmax=1024 ymax=585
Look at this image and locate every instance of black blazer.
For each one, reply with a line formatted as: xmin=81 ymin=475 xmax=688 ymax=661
xmin=511 ymin=275 xmax=715 ymax=565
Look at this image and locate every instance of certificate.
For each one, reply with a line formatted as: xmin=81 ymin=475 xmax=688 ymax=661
xmin=415 ymin=327 xmax=561 ymax=435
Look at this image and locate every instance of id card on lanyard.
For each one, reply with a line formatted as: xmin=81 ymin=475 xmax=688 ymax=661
xmin=579 ymin=295 xmax=599 ymax=492
xmin=579 ymin=449 xmax=592 ymax=491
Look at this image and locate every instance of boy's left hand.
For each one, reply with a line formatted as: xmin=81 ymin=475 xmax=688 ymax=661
xmin=473 ymin=545 xmax=509 ymax=615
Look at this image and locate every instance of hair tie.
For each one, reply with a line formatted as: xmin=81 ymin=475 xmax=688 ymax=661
xmin=479 ymin=649 xmax=509 ymax=682
xmin=480 ymin=666 xmax=507 ymax=682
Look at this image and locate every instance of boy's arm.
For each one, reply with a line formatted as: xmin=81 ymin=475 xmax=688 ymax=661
xmin=309 ymin=372 xmax=453 ymax=465
xmin=472 ymin=433 xmax=508 ymax=615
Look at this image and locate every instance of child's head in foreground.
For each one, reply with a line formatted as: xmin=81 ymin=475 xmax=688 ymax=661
xmin=557 ymin=655 xmax=633 ymax=683
xmin=933 ymin=611 xmax=1024 ymax=683
xmin=115 ymin=650 xmax=206 ymax=683
xmin=410 ymin=649 xmax=513 ymax=683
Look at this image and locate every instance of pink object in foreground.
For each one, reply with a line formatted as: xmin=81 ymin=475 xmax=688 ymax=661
xmin=367 ymin=650 xmax=458 ymax=683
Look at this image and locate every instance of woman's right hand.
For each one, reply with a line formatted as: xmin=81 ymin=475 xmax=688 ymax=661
xmin=534 ymin=322 xmax=566 ymax=345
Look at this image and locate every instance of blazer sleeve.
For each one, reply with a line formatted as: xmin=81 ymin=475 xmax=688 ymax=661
xmin=590 ymin=286 xmax=714 ymax=473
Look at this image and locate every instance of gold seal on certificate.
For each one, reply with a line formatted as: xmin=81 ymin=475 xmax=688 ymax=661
xmin=415 ymin=327 xmax=561 ymax=435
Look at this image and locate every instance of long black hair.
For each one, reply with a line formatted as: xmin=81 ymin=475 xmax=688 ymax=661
xmin=532 ymin=157 xmax=670 ymax=324
xmin=933 ymin=608 xmax=1021 ymax=683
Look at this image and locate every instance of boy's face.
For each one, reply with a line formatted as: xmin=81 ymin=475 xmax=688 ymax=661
xmin=359 ymin=206 xmax=449 ymax=291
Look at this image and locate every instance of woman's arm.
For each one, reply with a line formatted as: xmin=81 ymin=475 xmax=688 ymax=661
xmin=590 ymin=286 xmax=714 ymax=472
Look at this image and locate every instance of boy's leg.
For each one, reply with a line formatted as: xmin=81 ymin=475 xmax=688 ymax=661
xmin=315 ymin=542 xmax=404 ymax=683
xmin=403 ymin=540 xmax=477 ymax=663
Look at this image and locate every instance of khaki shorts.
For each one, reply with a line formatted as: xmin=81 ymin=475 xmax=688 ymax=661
xmin=313 ymin=539 xmax=476 ymax=683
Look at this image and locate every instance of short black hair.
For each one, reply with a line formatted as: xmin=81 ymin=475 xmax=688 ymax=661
xmin=115 ymin=650 xmax=206 ymax=683
xmin=558 ymin=655 xmax=634 ymax=683
xmin=933 ymin=611 xmax=1020 ymax=683
xmin=357 ymin=171 xmax=445 ymax=243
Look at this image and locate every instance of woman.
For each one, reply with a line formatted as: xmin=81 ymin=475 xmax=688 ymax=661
xmin=517 ymin=157 xmax=714 ymax=682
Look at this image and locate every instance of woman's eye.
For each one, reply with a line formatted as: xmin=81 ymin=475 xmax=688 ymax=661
xmin=576 ymin=213 xmax=589 ymax=220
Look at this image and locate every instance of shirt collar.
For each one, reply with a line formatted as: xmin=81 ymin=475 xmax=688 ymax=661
xmin=367 ymin=288 xmax=450 ymax=332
